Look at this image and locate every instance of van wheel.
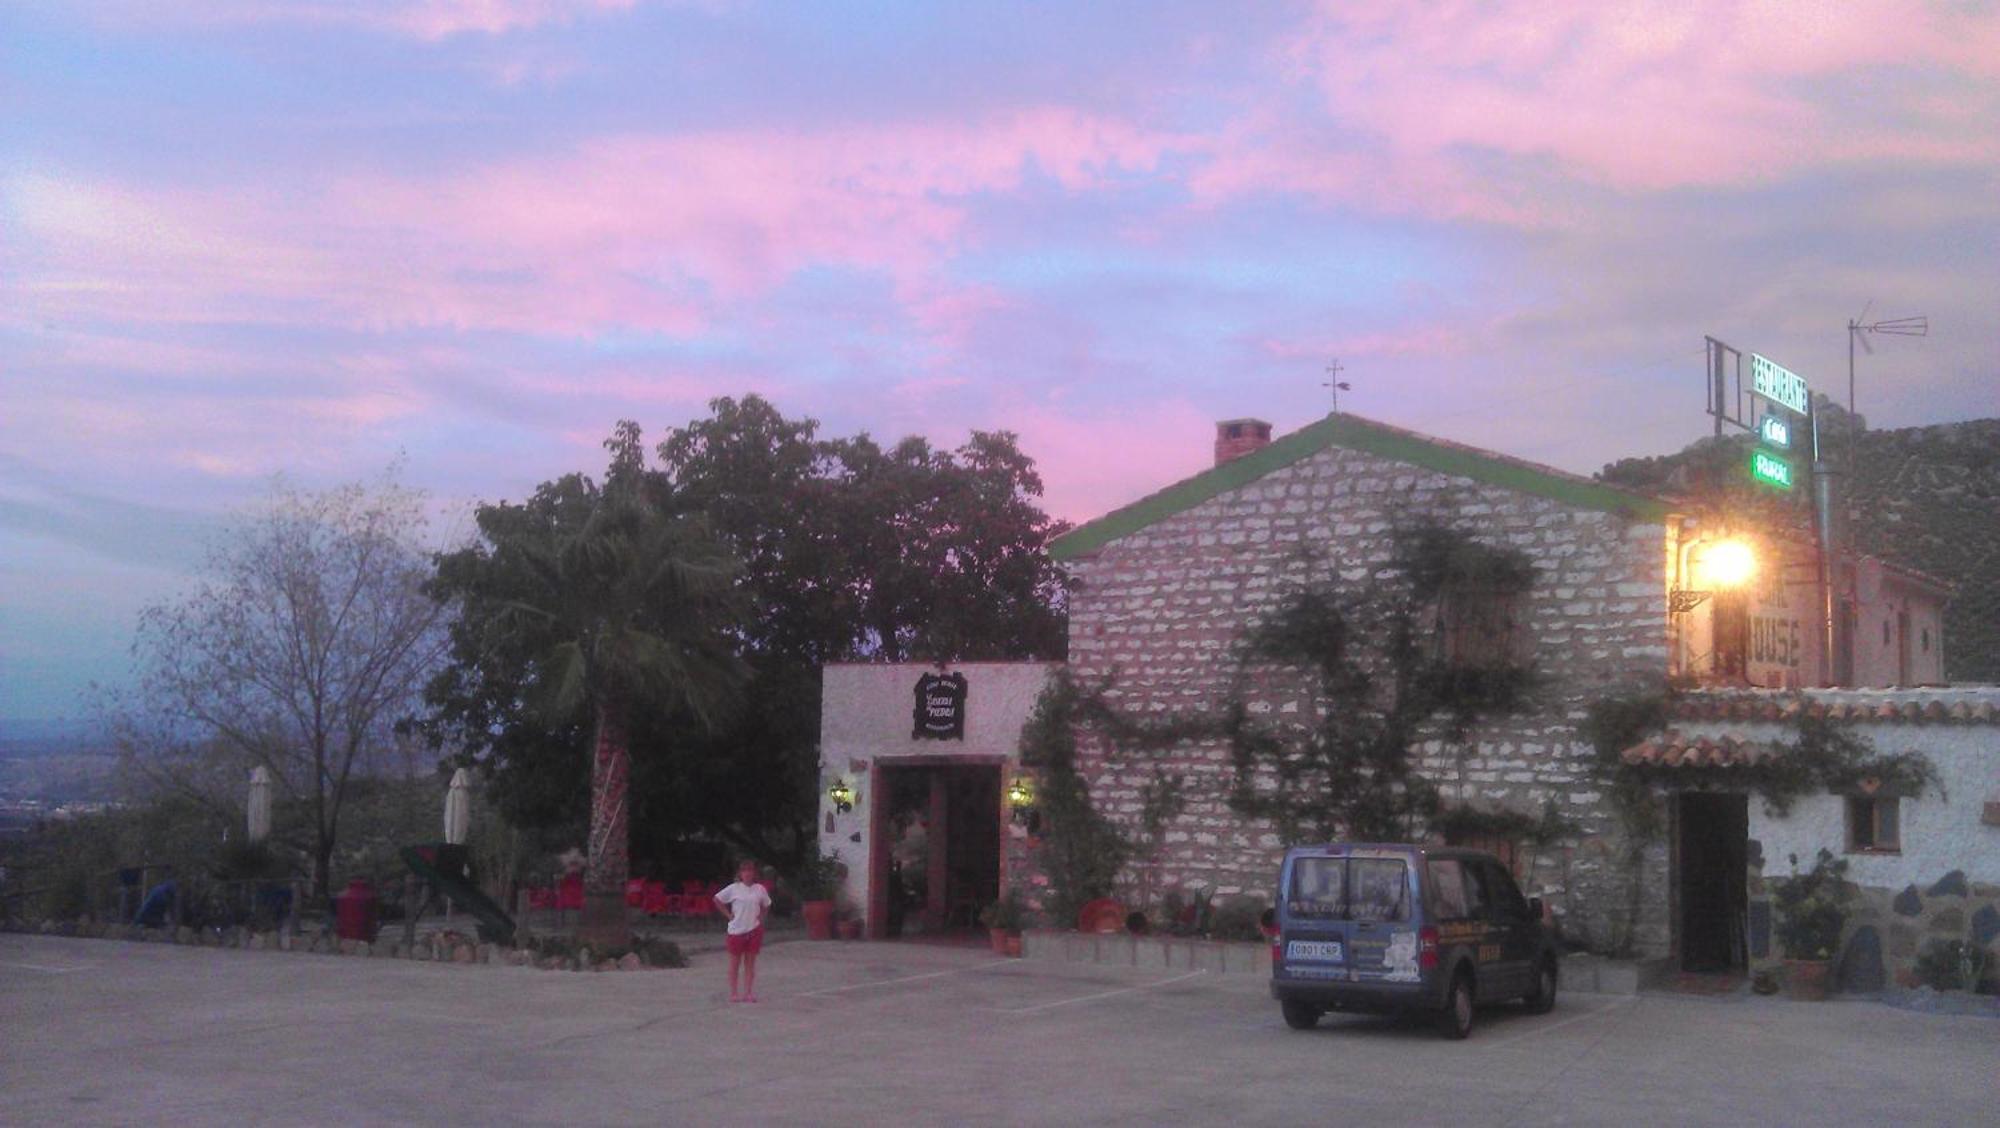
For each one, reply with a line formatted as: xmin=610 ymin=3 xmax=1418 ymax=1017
xmin=1523 ymin=959 xmax=1558 ymax=1014
xmin=1436 ymin=972 xmax=1474 ymax=1040
xmin=1281 ymin=999 xmax=1321 ymax=1030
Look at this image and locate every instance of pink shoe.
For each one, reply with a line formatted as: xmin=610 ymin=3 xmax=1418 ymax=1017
xmin=744 ymin=994 xmax=759 ymax=1003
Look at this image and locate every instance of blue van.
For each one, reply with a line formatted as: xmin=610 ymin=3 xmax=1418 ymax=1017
xmin=1270 ymin=843 xmax=1558 ymax=1039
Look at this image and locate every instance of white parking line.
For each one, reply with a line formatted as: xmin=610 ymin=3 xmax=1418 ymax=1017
xmin=999 ymin=970 xmax=1208 ymax=1015
xmin=801 ymin=960 xmax=1022 ymax=998
xmin=1 ymin=961 xmax=96 ymax=974
xmin=1480 ymin=997 xmax=1635 ymax=1048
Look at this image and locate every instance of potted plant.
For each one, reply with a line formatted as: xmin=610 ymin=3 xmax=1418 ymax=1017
xmin=1772 ymin=849 xmax=1850 ymax=1000
xmin=980 ymin=890 xmax=1026 ymax=955
xmin=792 ymin=850 xmax=842 ymax=941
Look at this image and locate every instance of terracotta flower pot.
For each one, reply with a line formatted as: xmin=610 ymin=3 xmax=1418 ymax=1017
xmin=837 ymin=918 xmax=862 ymax=941
xmin=990 ymin=926 xmax=1010 ymax=954
xmin=802 ymin=900 xmax=836 ymax=941
xmin=1004 ymin=933 xmax=1024 ymax=958
xmin=1785 ymin=958 xmax=1832 ymax=1001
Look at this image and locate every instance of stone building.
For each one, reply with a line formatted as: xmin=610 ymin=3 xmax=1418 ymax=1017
xmin=1045 ymin=412 xmax=1965 ymax=967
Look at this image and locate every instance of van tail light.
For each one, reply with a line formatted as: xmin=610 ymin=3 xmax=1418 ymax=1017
xmin=1418 ymin=926 xmax=1439 ymax=970
xmin=1271 ymin=939 xmax=1284 ymax=965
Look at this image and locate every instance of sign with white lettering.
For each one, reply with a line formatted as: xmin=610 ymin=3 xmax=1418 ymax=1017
xmin=1752 ymin=450 xmax=1793 ymax=490
xmin=912 ymin=672 xmax=968 ymax=740
xmin=1749 ymin=354 xmax=1809 ymax=414
xmin=1758 ymin=413 xmax=1791 ymax=449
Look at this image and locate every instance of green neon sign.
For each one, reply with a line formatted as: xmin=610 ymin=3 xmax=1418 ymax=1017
xmin=1752 ymin=450 xmax=1794 ymax=489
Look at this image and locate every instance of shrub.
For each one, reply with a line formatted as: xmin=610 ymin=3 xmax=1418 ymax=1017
xmin=1772 ymin=849 xmax=1850 ymax=960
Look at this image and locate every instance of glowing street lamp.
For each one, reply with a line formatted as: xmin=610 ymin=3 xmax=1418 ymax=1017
xmin=1672 ymin=537 xmax=1758 ymax=612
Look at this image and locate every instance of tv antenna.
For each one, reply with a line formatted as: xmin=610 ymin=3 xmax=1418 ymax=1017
xmin=1323 ymin=359 xmax=1351 ymax=414
xmin=1847 ymin=303 xmax=1927 ymax=431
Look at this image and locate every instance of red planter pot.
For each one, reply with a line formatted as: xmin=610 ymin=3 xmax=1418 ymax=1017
xmin=802 ymin=900 xmax=836 ymax=941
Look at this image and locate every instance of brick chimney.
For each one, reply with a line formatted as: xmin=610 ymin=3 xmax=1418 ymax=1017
xmin=1214 ymin=418 xmax=1273 ymax=466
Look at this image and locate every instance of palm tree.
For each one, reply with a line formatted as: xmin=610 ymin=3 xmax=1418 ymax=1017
xmin=449 ymin=423 xmax=743 ymax=934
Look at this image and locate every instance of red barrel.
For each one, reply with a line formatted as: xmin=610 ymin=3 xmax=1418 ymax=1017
xmin=334 ymin=878 xmax=379 ymax=942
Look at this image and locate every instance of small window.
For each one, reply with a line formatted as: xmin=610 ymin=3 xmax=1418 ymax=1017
xmin=1436 ymin=587 xmax=1531 ymax=667
xmin=1848 ymin=796 xmax=1900 ymax=853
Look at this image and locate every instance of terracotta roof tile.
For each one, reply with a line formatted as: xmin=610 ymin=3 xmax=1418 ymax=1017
xmin=1668 ymin=689 xmax=2000 ymax=725
xmin=1621 ymin=731 xmax=1778 ymax=769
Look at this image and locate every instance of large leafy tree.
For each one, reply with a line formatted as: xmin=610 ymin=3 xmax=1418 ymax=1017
xmin=649 ymin=396 xmax=1070 ymax=870
xmin=424 ymin=423 xmax=743 ymax=905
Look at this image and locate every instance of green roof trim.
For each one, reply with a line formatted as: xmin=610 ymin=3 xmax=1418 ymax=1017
xmin=1050 ymin=413 xmax=1671 ymax=561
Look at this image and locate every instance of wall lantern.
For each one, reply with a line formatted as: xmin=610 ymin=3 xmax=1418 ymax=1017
xmin=1006 ymin=777 xmax=1038 ymax=831
xmin=1672 ymin=537 xmax=1758 ymax=612
xmin=827 ymin=778 xmax=855 ymax=815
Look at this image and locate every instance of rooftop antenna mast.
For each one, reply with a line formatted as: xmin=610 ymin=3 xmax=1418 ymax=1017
xmin=1847 ymin=303 xmax=1928 ymax=449
xmin=1323 ymin=359 xmax=1351 ymax=414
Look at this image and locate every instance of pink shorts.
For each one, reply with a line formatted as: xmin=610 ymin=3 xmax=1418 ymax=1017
xmin=726 ymin=927 xmax=764 ymax=956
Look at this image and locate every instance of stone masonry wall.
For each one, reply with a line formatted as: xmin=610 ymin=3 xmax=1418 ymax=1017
xmin=1067 ymin=441 xmax=1674 ymax=956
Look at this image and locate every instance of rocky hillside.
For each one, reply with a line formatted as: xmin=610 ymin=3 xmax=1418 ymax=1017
xmin=1601 ymin=417 xmax=2000 ymax=683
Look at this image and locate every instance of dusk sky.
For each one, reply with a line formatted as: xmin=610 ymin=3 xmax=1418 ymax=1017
xmin=4 ymin=1 xmax=1996 ymax=723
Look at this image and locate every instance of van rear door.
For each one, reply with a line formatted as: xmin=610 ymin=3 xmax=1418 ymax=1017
xmin=1280 ymin=851 xmax=1419 ymax=982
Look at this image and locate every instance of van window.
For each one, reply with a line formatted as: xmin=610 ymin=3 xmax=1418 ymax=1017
xmin=1429 ymin=858 xmax=1489 ymax=920
xmin=1287 ymin=857 xmax=1411 ymax=922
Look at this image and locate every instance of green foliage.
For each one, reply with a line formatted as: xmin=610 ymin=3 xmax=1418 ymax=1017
xmin=789 ymin=849 xmax=843 ymax=902
xmin=979 ymin=888 xmax=1027 ymax=932
xmin=1914 ymin=939 xmax=1992 ymax=994
xmin=1019 ymin=671 xmax=1129 ymax=929
xmin=1207 ymin=894 xmax=1269 ymax=943
xmin=522 ymin=932 xmax=686 ymax=968
xmin=1772 ymin=849 xmax=1850 ymax=960
xmin=1429 ymin=799 xmax=1576 ymax=847
xmin=1225 ymin=518 xmax=1539 ymax=842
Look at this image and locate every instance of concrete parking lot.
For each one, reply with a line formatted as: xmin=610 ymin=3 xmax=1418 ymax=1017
xmin=4 ymin=930 xmax=1995 ymax=1126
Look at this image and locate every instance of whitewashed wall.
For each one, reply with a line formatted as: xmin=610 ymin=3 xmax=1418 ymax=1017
xmin=1675 ymin=689 xmax=2000 ymax=888
xmin=817 ymin=662 xmax=1060 ymax=912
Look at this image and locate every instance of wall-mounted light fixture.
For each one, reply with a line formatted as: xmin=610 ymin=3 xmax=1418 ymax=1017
xmin=1671 ymin=537 xmax=1758 ymax=612
xmin=827 ymin=778 xmax=855 ymax=815
xmin=1006 ymin=777 xmax=1038 ymax=831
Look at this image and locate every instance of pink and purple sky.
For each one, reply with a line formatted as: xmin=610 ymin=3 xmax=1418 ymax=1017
xmin=4 ymin=1 xmax=1997 ymax=722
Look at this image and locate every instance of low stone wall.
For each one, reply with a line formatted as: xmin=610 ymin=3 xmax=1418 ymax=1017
xmin=1021 ymin=929 xmax=1271 ymax=977
xmin=1748 ymin=869 xmax=2000 ymax=992
xmin=3 ymin=917 xmax=679 ymax=973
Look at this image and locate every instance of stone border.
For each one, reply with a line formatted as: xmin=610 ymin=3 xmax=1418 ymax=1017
xmin=3 ymin=918 xmax=681 ymax=973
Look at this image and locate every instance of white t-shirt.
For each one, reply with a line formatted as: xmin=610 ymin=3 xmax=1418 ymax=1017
xmin=714 ymin=881 xmax=771 ymax=935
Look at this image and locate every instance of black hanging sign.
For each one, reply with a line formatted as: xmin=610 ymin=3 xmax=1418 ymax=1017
xmin=912 ymin=672 xmax=968 ymax=740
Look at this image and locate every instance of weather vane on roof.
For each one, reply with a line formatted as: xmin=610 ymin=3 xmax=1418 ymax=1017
xmin=1324 ymin=359 xmax=1351 ymax=414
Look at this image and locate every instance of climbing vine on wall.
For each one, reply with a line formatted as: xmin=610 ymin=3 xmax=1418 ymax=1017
xmin=1017 ymin=669 xmax=1129 ymax=930
xmin=1223 ymin=518 xmax=1540 ymax=843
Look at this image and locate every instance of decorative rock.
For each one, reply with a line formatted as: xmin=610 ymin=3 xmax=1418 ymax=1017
xmin=1928 ymin=907 xmax=1965 ymax=934
xmin=1972 ymin=905 xmax=2000 ymax=948
xmin=1926 ymin=871 xmax=1968 ymax=898
xmin=1892 ymin=885 xmax=1923 ymax=916
xmin=618 ymin=953 xmax=642 ymax=972
xmin=339 ymin=939 xmax=356 ymax=956
xmin=1836 ymin=925 xmax=1885 ymax=993
xmin=355 ymin=941 xmax=371 ymax=958
xmin=175 ymin=926 xmax=194 ymax=945
xmin=454 ymin=944 xmax=474 ymax=963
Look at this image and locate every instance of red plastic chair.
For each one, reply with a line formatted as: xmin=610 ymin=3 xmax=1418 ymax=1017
xmin=527 ymin=886 xmax=555 ymax=911
xmin=625 ymin=878 xmax=646 ymax=908
xmin=556 ymin=874 xmax=585 ymax=912
xmin=641 ymin=881 xmax=669 ymax=916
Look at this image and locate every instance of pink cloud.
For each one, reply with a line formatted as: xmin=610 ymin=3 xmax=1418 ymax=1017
xmin=7 ymin=109 xmax=1185 ymax=341
xmin=1283 ymin=1 xmax=2000 ymax=193
xmin=69 ymin=0 xmax=658 ymax=40
xmin=1007 ymin=400 xmax=1222 ymax=526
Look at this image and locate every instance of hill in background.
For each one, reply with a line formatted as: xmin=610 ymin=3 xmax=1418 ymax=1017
xmin=1601 ymin=416 xmax=2000 ymax=684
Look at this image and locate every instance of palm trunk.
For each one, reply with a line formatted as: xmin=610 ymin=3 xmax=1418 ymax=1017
xmin=585 ymin=701 xmax=631 ymax=896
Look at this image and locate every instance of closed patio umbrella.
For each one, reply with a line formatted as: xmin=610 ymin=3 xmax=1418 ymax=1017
xmin=247 ymin=767 xmax=272 ymax=843
xmin=444 ymin=768 xmax=471 ymax=845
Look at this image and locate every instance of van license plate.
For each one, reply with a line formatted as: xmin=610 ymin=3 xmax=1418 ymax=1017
xmin=1286 ymin=940 xmax=1344 ymax=963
